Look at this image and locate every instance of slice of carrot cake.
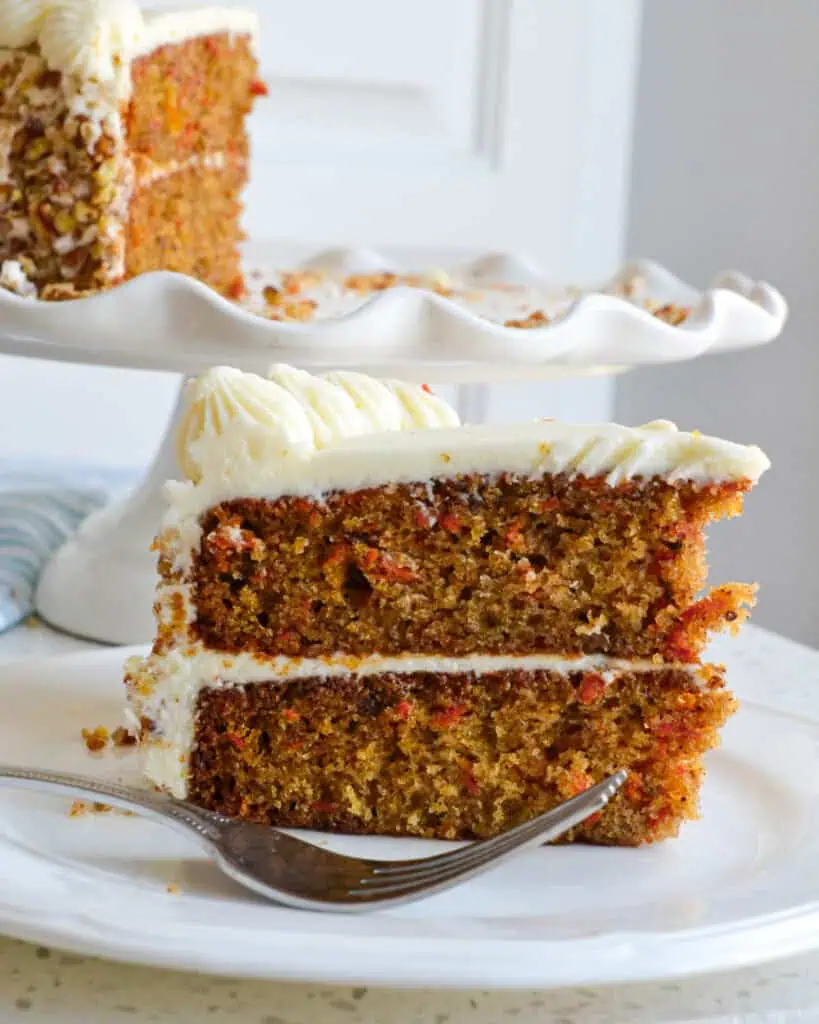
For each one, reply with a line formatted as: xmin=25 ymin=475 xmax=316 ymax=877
xmin=0 ymin=1 xmax=262 ymax=300
xmin=125 ymin=365 xmax=769 ymax=845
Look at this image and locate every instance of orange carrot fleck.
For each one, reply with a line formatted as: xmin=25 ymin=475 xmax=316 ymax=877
xmin=413 ymin=506 xmax=433 ymax=529
xmin=567 ymin=770 xmax=592 ymax=796
xmin=395 ymin=700 xmax=412 ymax=721
xmin=358 ymin=548 xmax=419 ymax=583
xmin=503 ymin=522 xmax=526 ymax=550
xmin=439 ymin=511 xmax=462 ymax=534
xmin=431 ymin=704 xmax=465 ymax=729
xmin=577 ymin=672 xmax=607 ymax=705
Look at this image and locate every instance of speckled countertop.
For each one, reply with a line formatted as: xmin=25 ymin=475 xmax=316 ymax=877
xmin=2 ymin=621 xmax=819 ymax=1024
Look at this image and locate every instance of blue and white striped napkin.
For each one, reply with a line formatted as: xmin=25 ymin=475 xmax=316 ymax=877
xmin=0 ymin=464 xmax=132 ymax=634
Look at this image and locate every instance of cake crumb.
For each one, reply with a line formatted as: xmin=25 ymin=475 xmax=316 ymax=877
xmin=266 ymin=297 xmax=317 ymax=322
xmin=166 ymin=882 xmax=181 ymax=895
xmin=650 ymin=302 xmax=689 ymax=325
xmin=81 ymin=726 xmax=109 ymax=753
xmin=81 ymin=723 xmax=137 ymax=754
xmin=69 ymin=800 xmax=113 ymax=817
xmin=111 ymin=725 xmax=138 ymax=748
xmin=505 ymin=309 xmax=549 ymax=329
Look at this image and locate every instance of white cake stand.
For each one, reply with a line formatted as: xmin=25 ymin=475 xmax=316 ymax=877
xmin=0 ymin=247 xmax=787 ymax=644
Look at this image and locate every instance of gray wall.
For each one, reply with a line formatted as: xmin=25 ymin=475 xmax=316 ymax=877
xmin=618 ymin=0 xmax=819 ymax=646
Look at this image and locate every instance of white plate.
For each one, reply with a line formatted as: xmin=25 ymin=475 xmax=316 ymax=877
xmin=0 ymin=245 xmax=787 ymax=382
xmin=1 ymin=646 xmax=818 ymax=990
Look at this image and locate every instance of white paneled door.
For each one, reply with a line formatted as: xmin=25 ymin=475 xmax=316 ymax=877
xmin=240 ymin=0 xmax=643 ymax=283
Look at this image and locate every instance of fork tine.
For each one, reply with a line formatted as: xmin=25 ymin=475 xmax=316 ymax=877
xmin=350 ymin=774 xmax=623 ymax=899
xmin=363 ymin=770 xmax=626 ymax=883
xmin=349 ymin=770 xmax=627 ymax=898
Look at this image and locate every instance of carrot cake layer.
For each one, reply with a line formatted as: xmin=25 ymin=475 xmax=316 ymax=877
xmin=188 ymin=481 xmax=753 ymax=663
xmin=0 ymin=2 xmax=261 ymax=300
xmin=125 ymin=364 xmax=769 ymax=845
xmin=129 ymin=652 xmax=735 ymax=846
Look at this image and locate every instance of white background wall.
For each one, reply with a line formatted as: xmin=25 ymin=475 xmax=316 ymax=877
xmin=617 ymin=0 xmax=816 ymax=646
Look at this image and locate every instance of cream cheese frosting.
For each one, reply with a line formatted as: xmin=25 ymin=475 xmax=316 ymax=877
xmin=176 ymin=367 xmax=316 ymax=486
xmin=2 ymin=1 xmax=45 ymax=49
xmin=0 ymin=259 xmax=37 ymax=298
xmin=0 ymin=1 xmax=258 ymax=89
xmin=176 ymin=365 xmax=462 ymax=487
xmin=324 ymin=370 xmax=460 ymax=432
xmin=267 ymin=364 xmax=371 ymax=449
xmin=37 ymin=0 xmax=144 ymax=85
xmin=140 ymin=8 xmax=259 ymax=58
xmin=168 ymin=365 xmax=770 ymax=527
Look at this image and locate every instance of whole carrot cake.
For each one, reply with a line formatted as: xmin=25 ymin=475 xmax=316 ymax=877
xmin=0 ymin=0 xmax=262 ymax=300
xmin=125 ymin=365 xmax=769 ymax=845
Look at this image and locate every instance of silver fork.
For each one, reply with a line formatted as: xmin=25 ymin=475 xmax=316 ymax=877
xmin=0 ymin=764 xmax=627 ymax=912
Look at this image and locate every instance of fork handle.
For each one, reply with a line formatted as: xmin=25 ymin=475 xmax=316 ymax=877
xmin=0 ymin=764 xmax=221 ymax=843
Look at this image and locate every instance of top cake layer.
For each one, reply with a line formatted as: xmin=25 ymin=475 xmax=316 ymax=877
xmin=167 ymin=365 xmax=770 ymax=526
xmin=0 ymin=1 xmax=258 ymax=94
xmin=147 ymin=366 xmax=770 ymax=664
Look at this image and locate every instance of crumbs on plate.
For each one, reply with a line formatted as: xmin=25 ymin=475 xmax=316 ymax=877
xmin=81 ymin=724 xmax=137 ymax=754
xmin=69 ymin=800 xmax=113 ymax=817
xmin=68 ymin=799 xmax=136 ymax=819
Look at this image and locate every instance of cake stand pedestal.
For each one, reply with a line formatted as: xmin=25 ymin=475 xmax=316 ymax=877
xmin=35 ymin=385 xmax=185 ymax=644
xmin=0 ymin=247 xmax=786 ymax=644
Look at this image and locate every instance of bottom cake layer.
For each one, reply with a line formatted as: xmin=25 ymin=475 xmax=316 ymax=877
xmin=178 ymin=664 xmax=736 ymax=846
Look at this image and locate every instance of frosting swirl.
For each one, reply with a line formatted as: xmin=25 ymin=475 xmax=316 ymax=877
xmin=176 ymin=365 xmax=462 ymax=485
xmin=267 ymin=365 xmax=368 ymax=449
xmin=382 ymin=379 xmax=461 ymax=429
xmin=38 ymin=0 xmax=143 ymax=84
xmin=176 ymin=367 xmax=315 ymax=485
xmin=322 ymin=371 xmax=405 ymax=433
